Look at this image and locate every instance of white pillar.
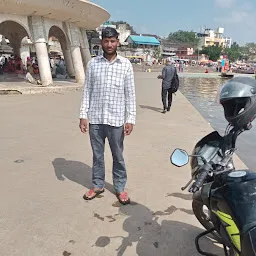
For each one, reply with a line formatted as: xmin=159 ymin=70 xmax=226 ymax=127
xmin=63 ymin=49 xmax=75 ymax=78
xmin=80 ymin=28 xmax=91 ymax=67
xmin=35 ymin=42 xmax=53 ymax=86
xmin=71 ymin=46 xmax=85 ymax=84
xmin=81 ymin=48 xmax=91 ymax=68
xmin=28 ymin=16 xmax=53 ymax=86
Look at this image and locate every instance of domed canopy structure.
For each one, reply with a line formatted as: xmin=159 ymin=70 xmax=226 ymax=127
xmin=0 ymin=0 xmax=110 ymax=85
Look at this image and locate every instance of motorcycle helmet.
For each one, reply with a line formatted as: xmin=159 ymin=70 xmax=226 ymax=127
xmin=218 ymin=77 xmax=256 ymax=130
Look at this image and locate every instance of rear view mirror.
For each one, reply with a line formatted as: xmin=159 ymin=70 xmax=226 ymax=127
xmin=171 ymin=149 xmax=189 ymax=167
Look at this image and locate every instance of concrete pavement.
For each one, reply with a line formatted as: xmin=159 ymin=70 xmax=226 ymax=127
xmin=0 ymin=75 xmax=81 ymax=95
xmin=0 ymin=72 xmax=246 ymax=256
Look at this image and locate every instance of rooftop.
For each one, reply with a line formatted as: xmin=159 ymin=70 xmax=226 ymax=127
xmin=0 ymin=0 xmax=110 ymax=29
xmin=127 ymin=35 xmax=160 ymax=46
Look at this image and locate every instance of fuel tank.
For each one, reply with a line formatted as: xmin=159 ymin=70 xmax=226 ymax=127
xmin=210 ymin=170 xmax=256 ymax=254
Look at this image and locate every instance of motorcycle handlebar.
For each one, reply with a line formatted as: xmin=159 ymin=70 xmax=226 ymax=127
xmin=189 ymin=170 xmax=209 ymax=193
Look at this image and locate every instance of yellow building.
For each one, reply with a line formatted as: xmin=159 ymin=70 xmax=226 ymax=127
xmin=200 ymin=37 xmax=225 ymax=47
xmin=198 ymin=27 xmax=232 ymax=49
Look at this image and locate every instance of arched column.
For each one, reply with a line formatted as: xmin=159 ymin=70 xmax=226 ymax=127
xmin=80 ymin=28 xmax=91 ymax=67
xmin=0 ymin=20 xmax=29 ymax=59
xmin=28 ymin=16 xmax=53 ymax=86
xmin=63 ymin=49 xmax=75 ymax=78
xmin=48 ymin=25 xmax=77 ymax=79
xmin=65 ymin=23 xmax=85 ymax=83
xmin=71 ymin=46 xmax=85 ymax=84
xmin=35 ymin=41 xmax=53 ymax=85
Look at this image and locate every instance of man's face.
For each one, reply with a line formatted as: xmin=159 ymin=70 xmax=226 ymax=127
xmin=101 ymin=37 xmax=119 ymax=55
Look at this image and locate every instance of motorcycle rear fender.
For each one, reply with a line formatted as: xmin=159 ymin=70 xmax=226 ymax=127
xmin=192 ymin=182 xmax=213 ymax=208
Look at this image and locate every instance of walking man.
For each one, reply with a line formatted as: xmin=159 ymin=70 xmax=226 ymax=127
xmin=79 ymin=27 xmax=136 ymax=205
xmin=158 ymin=60 xmax=176 ymax=113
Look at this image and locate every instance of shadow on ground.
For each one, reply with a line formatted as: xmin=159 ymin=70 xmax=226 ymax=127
xmin=52 ymin=158 xmax=115 ymax=194
xmin=139 ymin=105 xmax=163 ymax=113
xmin=52 ymin=159 xmax=222 ymax=255
xmin=94 ymin=203 xmax=223 ymax=256
xmin=166 ymin=192 xmax=192 ymax=201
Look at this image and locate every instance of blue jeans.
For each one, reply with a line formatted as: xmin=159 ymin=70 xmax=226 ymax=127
xmin=89 ymin=124 xmax=127 ymax=193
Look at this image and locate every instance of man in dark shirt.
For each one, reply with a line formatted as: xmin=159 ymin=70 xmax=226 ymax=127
xmin=158 ymin=60 xmax=176 ymax=113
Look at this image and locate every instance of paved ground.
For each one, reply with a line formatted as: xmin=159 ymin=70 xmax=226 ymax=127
xmin=0 ymin=73 xmax=246 ymax=256
xmin=0 ymin=74 xmax=80 ymax=95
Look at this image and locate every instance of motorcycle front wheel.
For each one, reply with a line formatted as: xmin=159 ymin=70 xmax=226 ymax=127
xmin=192 ymin=199 xmax=222 ymax=243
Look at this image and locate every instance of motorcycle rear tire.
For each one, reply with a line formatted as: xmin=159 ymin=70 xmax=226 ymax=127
xmin=192 ymin=199 xmax=222 ymax=243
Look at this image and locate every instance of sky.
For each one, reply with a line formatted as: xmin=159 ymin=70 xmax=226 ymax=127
xmin=90 ymin=0 xmax=256 ymax=45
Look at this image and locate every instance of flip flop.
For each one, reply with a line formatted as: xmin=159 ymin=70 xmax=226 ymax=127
xmin=116 ymin=192 xmax=130 ymax=205
xmin=83 ymin=188 xmax=105 ymax=201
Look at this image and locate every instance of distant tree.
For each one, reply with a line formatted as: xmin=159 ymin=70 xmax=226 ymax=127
xmin=200 ymin=45 xmax=223 ymax=61
xmin=241 ymin=42 xmax=256 ymax=61
xmin=231 ymin=42 xmax=240 ymax=48
xmin=223 ymin=42 xmax=242 ymax=62
xmin=153 ymin=47 xmax=161 ymax=59
xmin=168 ymin=30 xmax=199 ymax=47
xmin=111 ymin=21 xmax=137 ymax=34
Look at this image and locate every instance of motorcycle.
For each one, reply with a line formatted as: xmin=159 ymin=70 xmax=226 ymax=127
xmin=170 ymin=123 xmax=256 ymax=256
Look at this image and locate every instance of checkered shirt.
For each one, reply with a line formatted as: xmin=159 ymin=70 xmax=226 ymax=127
xmin=79 ymin=55 xmax=136 ymax=127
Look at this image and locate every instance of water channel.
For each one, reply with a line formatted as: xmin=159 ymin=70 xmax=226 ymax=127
xmin=179 ymin=76 xmax=256 ymax=170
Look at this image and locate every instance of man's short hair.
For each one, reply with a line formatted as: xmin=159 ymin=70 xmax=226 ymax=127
xmin=102 ymin=27 xmax=119 ymax=39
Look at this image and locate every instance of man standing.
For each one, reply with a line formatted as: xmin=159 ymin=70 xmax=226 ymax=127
xmin=79 ymin=27 xmax=136 ymax=205
xmin=158 ymin=60 xmax=176 ymax=113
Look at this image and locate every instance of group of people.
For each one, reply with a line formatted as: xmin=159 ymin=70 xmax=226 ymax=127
xmin=0 ymin=53 xmax=67 ymax=77
xmin=0 ymin=54 xmax=39 ymax=76
xmin=26 ymin=57 xmax=39 ymax=75
xmin=0 ymin=54 xmax=24 ymax=74
xmin=79 ymin=27 xmax=177 ymax=205
xmin=51 ymin=57 xmax=68 ymax=78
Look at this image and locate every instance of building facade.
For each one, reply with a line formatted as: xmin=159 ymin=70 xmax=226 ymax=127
xmin=96 ymin=22 xmax=131 ymax=45
xmin=90 ymin=22 xmax=132 ymax=57
xmin=0 ymin=0 xmax=110 ymax=85
xmin=120 ymin=35 xmax=160 ymax=61
xmin=160 ymin=40 xmax=197 ymax=60
xmin=197 ymin=27 xmax=232 ymax=50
